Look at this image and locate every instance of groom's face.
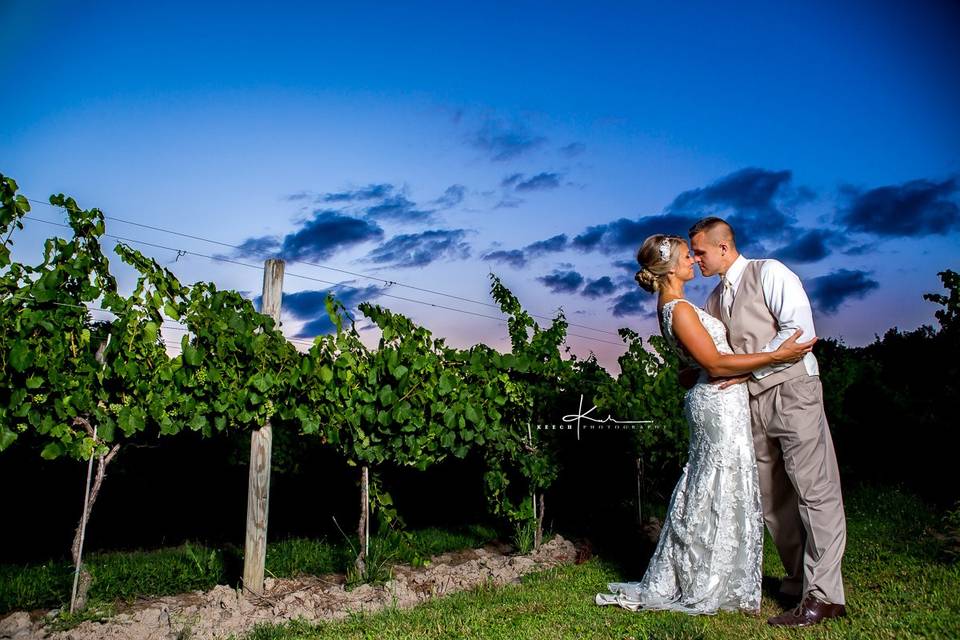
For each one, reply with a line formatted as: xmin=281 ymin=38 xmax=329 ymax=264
xmin=690 ymin=232 xmax=723 ymax=277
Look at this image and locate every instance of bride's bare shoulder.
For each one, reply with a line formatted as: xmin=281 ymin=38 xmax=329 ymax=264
xmin=668 ymin=300 xmax=704 ymax=328
xmin=662 ymin=298 xmax=695 ymax=313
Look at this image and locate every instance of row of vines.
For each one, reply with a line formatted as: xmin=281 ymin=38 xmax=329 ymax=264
xmin=0 ymin=172 xmax=690 ymax=610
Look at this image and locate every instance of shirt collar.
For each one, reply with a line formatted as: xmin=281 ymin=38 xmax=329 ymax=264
xmin=724 ymin=254 xmax=749 ymax=286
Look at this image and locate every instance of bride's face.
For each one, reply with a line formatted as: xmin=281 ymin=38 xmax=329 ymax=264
xmin=673 ymin=243 xmax=697 ymax=281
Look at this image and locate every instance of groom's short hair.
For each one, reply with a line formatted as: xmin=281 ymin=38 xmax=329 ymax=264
xmin=689 ymin=217 xmax=736 ymax=245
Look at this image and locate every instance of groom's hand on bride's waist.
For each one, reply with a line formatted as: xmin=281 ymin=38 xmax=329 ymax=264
xmin=710 ymin=374 xmax=751 ymax=389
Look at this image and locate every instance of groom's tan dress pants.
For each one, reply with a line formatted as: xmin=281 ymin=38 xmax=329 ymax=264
xmin=749 ymin=374 xmax=846 ymax=605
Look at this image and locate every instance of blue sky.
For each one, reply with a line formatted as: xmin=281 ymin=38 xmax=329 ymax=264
xmin=2 ymin=1 xmax=959 ymax=371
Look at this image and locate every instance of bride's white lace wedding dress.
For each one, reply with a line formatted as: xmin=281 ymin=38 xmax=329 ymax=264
xmin=596 ymin=299 xmax=763 ymax=615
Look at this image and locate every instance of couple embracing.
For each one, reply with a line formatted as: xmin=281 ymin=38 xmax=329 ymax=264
xmin=595 ymin=217 xmax=847 ymax=628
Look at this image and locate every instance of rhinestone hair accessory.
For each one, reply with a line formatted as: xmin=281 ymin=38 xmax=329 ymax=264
xmin=658 ymin=238 xmax=672 ymax=262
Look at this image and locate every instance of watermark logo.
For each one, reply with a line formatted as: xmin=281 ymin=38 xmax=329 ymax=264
xmin=534 ymin=394 xmax=653 ymax=440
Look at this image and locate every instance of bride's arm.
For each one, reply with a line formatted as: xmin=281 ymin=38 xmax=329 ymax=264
xmin=670 ymin=303 xmax=815 ymax=378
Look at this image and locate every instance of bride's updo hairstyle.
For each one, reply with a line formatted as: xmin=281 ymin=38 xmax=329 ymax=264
xmin=635 ymin=234 xmax=685 ymax=293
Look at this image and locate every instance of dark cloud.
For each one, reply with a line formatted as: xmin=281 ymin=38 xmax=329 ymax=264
xmin=280 ymin=286 xmax=383 ymax=338
xmin=525 ymin=234 xmax=568 ymax=256
xmin=282 ymin=211 xmax=384 ymax=261
xmin=771 ymin=229 xmax=836 ymax=264
xmin=365 ymin=229 xmax=470 ymax=268
xmin=472 ymin=119 xmax=546 ymax=161
xmin=842 ymin=242 xmax=878 ymax=256
xmin=515 ymin=172 xmax=562 ymax=192
xmin=501 ymin=172 xmax=563 ymax=193
xmin=837 ymin=177 xmax=960 ymax=237
xmin=571 ymin=214 xmax=697 ymax=254
xmin=808 ymin=269 xmax=880 ymax=315
xmin=667 ymin=168 xmax=813 ymax=248
xmin=481 ymin=249 xmax=527 ymax=268
xmin=234 ymin=235 xmax=282 ymax=257
xmin=611 ymin=289 xmax=656 ymax=318
xmin=243 ymin=182 xmax=464 ymax=261
xmin=481 ymin=234 xmax=568 ymax=269
xmin=536 ymin=269 xmax=584 ymax=294
xmin=669 ymin=168 xmax=792 ymax=216
xmin=236 ymin=210 xmax=384 ymax=262
xmin=612 ymin=259 xmax=638 ymax=273
xmin=297 ymin=315 xmax=338 ymax=337
xmin=323 ymin=184 xmax=394 ymax=203
xmin=284 ymin=191 xmax=313 ymax=202
xmin=279 ymin=290 xmax=332 ymax=318
xmin=501 ymin=173 xmax=523 ymax=188
xmin=581 ymin=276 xmax=616 ymax=299
xmin=559 ymin=142 xmax=586 ymax=157
xmin=570 ymin=224 xmax=607 ymax=252
xmin=558 ymin=168 xmax=816 ymax=258
xmin=289 ymin=184 xmax=437 ymax=223
xmin=364 ymin=195 xmax=434 ymax=223
xmin=434 ymin=184 xmax=466 ymax=209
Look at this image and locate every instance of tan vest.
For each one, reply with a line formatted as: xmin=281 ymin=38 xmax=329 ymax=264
xmin=705 ymin=260 xmax=809 ymax=396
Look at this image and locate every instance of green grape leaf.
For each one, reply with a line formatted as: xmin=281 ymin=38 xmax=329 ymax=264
xmin=183 ymin=343 xmax=202 ymax=366
xmin=10 ymin=340 xmax=33 ymax=372
xmin=0 ymin=428 xmax=18 ymax=451
xmin=41 ymin=442 xmax=64 ymax=460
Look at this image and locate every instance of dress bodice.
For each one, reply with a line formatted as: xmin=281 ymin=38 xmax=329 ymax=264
xmin=659 ymin=299 xmax=734 ymax=368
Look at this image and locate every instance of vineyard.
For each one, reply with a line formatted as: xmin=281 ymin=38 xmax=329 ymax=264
xmin=4 ymin=172 xmax=959 ymax=639
xmin=0 ymin=173 xmax=689 ymax=615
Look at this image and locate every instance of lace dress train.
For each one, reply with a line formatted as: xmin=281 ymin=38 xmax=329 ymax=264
xmin=595 ymin=299 xmax=763 ymax=615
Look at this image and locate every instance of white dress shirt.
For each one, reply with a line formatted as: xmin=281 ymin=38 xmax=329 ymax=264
xmin=723 ymin=255 xmax=819 ymax=379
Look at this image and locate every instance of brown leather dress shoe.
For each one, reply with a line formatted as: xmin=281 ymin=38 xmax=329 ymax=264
xmin=767 ymin=594 xmax=846 ymax=627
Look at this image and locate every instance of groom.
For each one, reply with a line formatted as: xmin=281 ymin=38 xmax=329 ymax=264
xmin=688 ymin=217 xmax=847 ymax=628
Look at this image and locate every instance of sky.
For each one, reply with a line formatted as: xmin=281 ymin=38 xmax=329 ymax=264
xmin=2 ymin=0 xmax=959 ymax=372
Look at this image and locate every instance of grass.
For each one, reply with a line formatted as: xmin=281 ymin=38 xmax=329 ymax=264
xmin=0 ymin=524 xmax=498 ymax=617
xmin=4 ymin=488 xmax=957 ymax=638
xmin=237 ymin=486 xmax=959 ymax=640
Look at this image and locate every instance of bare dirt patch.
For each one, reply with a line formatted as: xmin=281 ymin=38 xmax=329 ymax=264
xmin=0 ymin=535 xmax=577 ymax=640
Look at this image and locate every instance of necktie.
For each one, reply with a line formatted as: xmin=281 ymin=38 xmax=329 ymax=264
xmin=720 ymin=275 xmax=734 ymax=322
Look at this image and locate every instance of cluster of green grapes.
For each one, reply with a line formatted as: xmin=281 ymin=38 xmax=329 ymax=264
xmin=502 ymin=377 xmax=526 ymax=406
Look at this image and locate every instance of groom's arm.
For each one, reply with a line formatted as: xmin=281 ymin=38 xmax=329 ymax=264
xmin=752 ymin=260 xmax=817 ymax=380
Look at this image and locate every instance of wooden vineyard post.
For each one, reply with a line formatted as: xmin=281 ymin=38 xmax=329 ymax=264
xmin=535 ymin=493 xmax=544 ymax=550
xmin=356 ymin=465 xmax=370 ymax=577
xmin=243 ymin=258 xmax=284 ymax=595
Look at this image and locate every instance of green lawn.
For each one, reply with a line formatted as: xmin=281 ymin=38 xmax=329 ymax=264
xmin=240 ymin=487 xmax=960 ymax=640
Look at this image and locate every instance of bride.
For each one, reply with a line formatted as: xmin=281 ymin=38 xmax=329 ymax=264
xmin=595 ymin=234 xmax=816 ymax=615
